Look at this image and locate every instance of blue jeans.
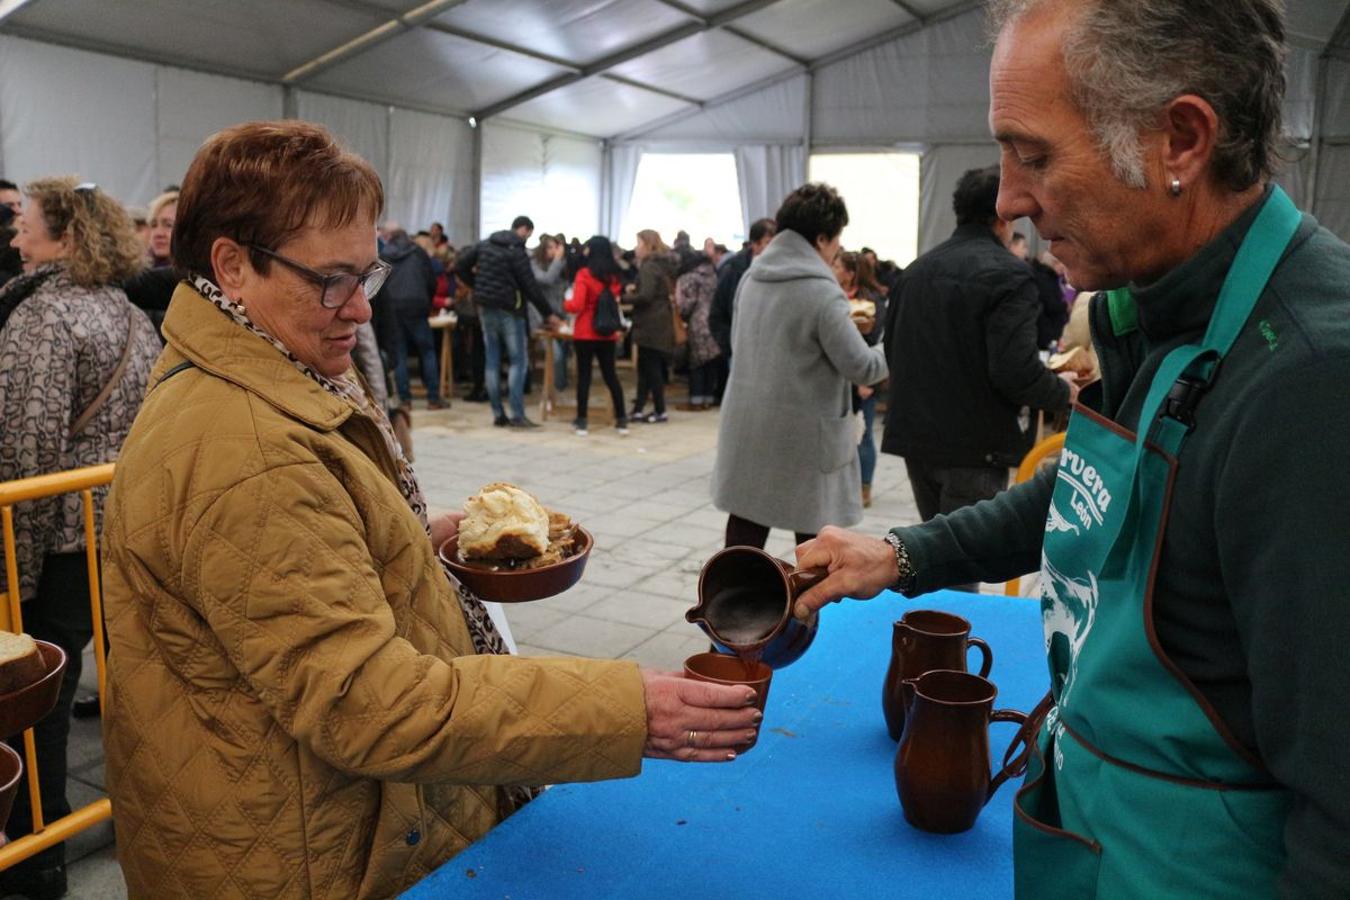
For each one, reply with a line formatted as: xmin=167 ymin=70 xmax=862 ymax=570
xmin=392 ymin=311 xmax=440 ymax=404
xmin=553 ymin=339 xmax=571 ymax=392
xmin=858 ymin=393 xmax=878 ymax=486
xmin=481 ymin=306 xmax=527 ymax=420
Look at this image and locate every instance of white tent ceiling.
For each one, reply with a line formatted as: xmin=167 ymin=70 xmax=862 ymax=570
xmin=1 ymin=0 xmax=1346 ymax=243
xmin=7 ymin=0 xmax=1339 ymax=142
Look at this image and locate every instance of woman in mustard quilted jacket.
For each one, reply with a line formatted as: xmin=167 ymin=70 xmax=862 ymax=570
xmin=99 ymin=121 xmax=760 ymax=900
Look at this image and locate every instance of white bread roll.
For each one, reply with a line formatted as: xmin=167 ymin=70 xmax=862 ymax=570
xmin=459 ymin=482 xmax=551 ymax=561
xmin=0 ymin=631 xmax=45 ymax=695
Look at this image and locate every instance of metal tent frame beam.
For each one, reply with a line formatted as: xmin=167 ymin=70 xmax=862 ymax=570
xmin=471 ymin=0 xmax=787 ymax=122
xmin=610 ymin=0 xmax=984 ymax=142
xmin=282 ymin=0 xmax=471 ymax=83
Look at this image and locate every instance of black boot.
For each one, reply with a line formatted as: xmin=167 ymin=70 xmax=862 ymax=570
xmin=70 ymin=693 xmax=100 ymax=719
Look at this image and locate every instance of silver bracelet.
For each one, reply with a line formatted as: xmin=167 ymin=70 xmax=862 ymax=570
xmin=882 ymin=531 xmax=915 ymax=594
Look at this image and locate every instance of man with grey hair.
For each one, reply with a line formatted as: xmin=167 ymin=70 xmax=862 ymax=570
xmin=791 ymin=1 xmax=1350 ymax=896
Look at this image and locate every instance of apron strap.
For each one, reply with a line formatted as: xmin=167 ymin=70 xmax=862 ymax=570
xmin=1101 ymin=187 xmax=1302 ymax=572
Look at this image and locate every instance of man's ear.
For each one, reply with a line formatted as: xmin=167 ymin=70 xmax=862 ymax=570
xmin=1158 ymin=93 xmax=1221 ymax=192
xmin=210 ymin=237 xmax=250 ymax=296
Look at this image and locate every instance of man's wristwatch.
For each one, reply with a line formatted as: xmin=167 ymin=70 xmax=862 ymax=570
xmin=882 ymin=531 xmax=915 ymax=594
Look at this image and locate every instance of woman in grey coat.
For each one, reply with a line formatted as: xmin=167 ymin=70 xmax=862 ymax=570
xmin=529 ymin=235 xmax=569 ymax=390
xmin=712 ymin=183 xmax=887 ymax=548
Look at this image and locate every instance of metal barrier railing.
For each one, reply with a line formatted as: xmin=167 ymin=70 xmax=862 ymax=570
xmin=0 ymin=463 xmax=116 ymax=868
xmin=1004 ymin=432 xmax=1067 ymax=598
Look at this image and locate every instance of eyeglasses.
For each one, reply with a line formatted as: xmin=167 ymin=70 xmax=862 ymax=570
xmin=247 ymin=244 xmax=390 ymax=309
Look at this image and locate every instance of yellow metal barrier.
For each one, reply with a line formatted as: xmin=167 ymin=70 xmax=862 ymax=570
xmin=0 ymin=463 xmax=116 ymax=868
xmin=1004 ymin=432 xmax=1067 ymax=598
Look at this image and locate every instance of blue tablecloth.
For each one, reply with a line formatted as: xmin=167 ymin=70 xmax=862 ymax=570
xmin=404 ymin=589 xmax=1047 ymax=899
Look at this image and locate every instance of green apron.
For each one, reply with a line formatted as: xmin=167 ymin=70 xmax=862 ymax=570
xmin=1013 ymin=187 xmax=1301 ymax=897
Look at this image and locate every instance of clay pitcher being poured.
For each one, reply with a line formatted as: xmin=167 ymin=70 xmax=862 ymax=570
xmin=894 ymin=670 xmax=1029 ymax=834
xmin=882 ymin=610 xmax=993 ymax=740
xmin=685 ymin=546 xmax=828 ymax=669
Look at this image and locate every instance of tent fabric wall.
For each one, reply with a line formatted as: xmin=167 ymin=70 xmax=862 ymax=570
xmin=602 ymin=143 xmax=643 ymax=242
xmin=813 ymin=9 xmax=989 ymax=146
xmin=294 ymin=91 xmax=390 ymax=186
xmin=734 ymin=144 xmax=806 ymax=231
xmin=156 ymin=68 xmax=283 ymax=189
xmin=918 ymin=143 xmax=999 ymax=255
xmin=480 ymin=122 xmax=602 ymax=240
xmin=387 ymin=108 xmax=474 ymax=245
xmin=0 ymin=35 xmax=157 ymax=204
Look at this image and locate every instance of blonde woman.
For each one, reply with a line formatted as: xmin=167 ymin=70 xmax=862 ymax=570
xmin=145 ymin=188 xmax=178 ymax=267
xmin=627 ymin=228 xmax=679 ymax=422
xmin=0 ymin=177 xmax=160 ymax=897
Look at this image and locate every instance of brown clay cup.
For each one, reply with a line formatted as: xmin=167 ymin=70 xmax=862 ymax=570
xmin=683 ymin=652 xmax=773 ymax=753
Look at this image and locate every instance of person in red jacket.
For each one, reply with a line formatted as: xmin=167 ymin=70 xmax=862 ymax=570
xmin=565 ymin=235 xmax=629 ymax=436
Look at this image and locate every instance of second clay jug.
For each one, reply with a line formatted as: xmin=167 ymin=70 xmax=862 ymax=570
xmin=882 ymin=609 xmax=992 ymax=740
xmin=894 ymin=670 xmax=1028 ymax=834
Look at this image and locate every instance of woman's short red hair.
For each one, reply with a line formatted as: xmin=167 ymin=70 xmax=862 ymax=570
xmin=173 ymin=120 xmax=384 ymax=279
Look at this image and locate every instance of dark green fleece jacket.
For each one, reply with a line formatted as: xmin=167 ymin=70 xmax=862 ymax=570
xmin=894 ymin=189 xmax=1350 ymax=896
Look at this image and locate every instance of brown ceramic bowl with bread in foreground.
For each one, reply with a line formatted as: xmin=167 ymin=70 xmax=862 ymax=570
xmin=439 ymin=527 xmax=593 ymax=603
xmin=0 ymin=635 xmax=69 ymax=740
xmin=438 ymin=482 xmax=592 ymax=603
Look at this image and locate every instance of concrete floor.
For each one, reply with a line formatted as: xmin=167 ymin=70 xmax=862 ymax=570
xmin=13 ymin=379 xmax=929 ymax=899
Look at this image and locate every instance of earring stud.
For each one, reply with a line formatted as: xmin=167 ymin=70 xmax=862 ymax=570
xmin=1169 ymin=176 xmax=1183 ymax=197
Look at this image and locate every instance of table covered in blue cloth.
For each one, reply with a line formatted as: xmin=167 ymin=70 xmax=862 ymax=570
xmin=404 ymin=589 xmax=1048 ymax=899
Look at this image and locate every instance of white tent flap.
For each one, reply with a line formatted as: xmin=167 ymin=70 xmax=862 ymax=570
xmin=735 ymin=144 xmax=806 ymax=230
xmin=295 ymin=91 xmax=390 ymax=184
xmin=387 ymin=108 xmax=474 ymax=242
xmin=156 ymin=68 xmax=284 ymax=189
xmin=0 ymin=35 xmax=157 ymax=204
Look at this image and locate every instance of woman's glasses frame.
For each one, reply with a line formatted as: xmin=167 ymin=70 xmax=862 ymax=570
xmin=247 ymin=244 xmax=391 ymax=309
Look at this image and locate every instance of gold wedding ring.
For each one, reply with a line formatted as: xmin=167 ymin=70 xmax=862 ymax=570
xmin=686 ymin=730 xmax=697 ymax=747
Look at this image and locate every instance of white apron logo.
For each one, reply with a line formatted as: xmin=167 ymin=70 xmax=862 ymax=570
xmin=1053 ymin=447 xmax=1113 ymax=533
xmin=1041 ymin=552 xmax=1099 ymax=710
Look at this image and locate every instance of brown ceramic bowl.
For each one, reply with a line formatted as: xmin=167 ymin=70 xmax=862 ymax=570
xmin=0 ymin=640 xmax=68 ymax=741
xmin=438 ymin=527 xmax=593 ymax=603
xmin=0 ymin=742 xmax=22 ymax=839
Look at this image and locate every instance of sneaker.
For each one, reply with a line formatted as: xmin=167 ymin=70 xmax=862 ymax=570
xmin=646 ymin=412 xmax=669 ymax=424
xmin=493 ymin=414 xmax=510 ymax=427
xmin=573 ymin=418 xmax=589 ymax=436
xmin=508 ymin=417 xmax=541 ymax=429
xmin=615 ymin=417 xmax=630 ymax=436
xmin=628 ymin=406 xmax=645 ymax=421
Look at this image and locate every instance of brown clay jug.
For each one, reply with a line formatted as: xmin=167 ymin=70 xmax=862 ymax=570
xmin=685 ymin=546 xmax=827 ymax=669
xmin=893 ymin=669 xmax=1028 ymax=834
xmin=881 ymin=610 xmax=993 ymax=740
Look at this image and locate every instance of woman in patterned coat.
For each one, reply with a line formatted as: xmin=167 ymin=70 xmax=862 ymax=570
xmin=674 ymin=245 xmax=720 ymax=409
xmin=0 ymin=177 xmax=159 ymax=897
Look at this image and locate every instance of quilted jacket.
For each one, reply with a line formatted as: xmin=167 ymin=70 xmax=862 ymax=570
xmin=100 ymin=284 xmax=647 ymax=899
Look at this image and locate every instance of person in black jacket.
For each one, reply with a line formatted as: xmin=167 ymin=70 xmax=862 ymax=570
xmin=454 ymin=215 xmax=559 ymax=427
xmin=380 ymin=228 xmax=442 ymax=408
xmin=880 ymin=166 xmax=1073 ymax=590
xmin=707 ymin=217 xmax=775 ymax=403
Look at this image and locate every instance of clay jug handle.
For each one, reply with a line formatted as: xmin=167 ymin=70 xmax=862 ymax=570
xmin=787 ymin=566 xmax=829 ymax=598
xmin=986 ymin=708 xmax=1028 ymax=799
xmin=967 ymin=637 xmax=994 ymax=679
